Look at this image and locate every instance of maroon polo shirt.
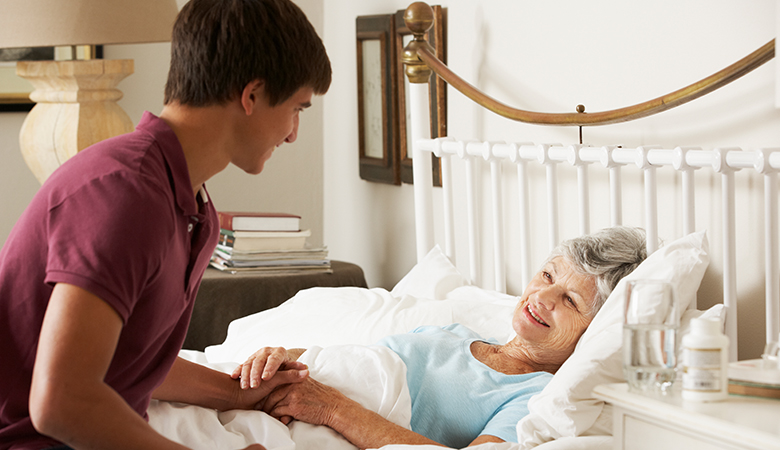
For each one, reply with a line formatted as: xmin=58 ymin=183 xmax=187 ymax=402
xmin=0 ymin=112 xmax=218 ymax=449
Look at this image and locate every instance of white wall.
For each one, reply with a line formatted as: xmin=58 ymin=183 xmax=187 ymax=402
xmin=0 ymin=0 xmax=326 ymax=248
xmin=322 ymin=0 xmax=779 ymax=359
xmin=0 ymin=0 xmax=776 ymax=359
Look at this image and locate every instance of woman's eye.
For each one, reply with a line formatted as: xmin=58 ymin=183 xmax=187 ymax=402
xmin=543 ymin=271 xmax=552 ymax=281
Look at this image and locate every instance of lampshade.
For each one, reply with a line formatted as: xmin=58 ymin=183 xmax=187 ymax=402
xmin=0 ymin=0 xmax=179 ymax=48
xmin=0 ymin=0 xmax=179 ymax=184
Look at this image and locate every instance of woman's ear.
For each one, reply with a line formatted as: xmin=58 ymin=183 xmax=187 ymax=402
xmin=240 ymin=79 xmax=266 ymax=115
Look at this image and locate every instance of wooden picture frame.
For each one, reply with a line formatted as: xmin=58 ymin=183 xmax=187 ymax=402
xmin=395 ymin=5 xmax=446 ymax=185
xmin=0 ymin=47 xmax=54 ymax=112
xmin=0 ymin=46 xmax=102 ymax=112
xmin=356 ymin=14 xmax=400 ymax=185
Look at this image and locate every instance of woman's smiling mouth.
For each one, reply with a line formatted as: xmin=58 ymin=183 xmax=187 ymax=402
xmin=527 ymin=305 xmax=550 ymax=327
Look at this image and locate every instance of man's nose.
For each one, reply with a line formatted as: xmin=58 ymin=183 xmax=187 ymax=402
xmin=285 ymin=115 xmax=300 ymax=144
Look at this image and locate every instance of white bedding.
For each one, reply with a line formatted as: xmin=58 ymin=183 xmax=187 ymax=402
xmin=150 ymin=233 xmax=713 ymax=450
xmin=150 ymin=344 xmax=411 ymax=450
xmin=149 ymin=283 xmax=519 ymax=450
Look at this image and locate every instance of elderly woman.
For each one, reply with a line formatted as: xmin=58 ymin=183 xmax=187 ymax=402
xmin=233 ymin=226 xmax=647 ymax=449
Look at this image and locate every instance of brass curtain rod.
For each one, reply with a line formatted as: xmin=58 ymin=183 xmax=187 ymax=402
xmin=402 ymin=2 xmax=775 ymax=127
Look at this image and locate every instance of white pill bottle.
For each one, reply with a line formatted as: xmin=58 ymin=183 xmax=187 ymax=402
xmin=682 ymin=317 xmax=729 ymax=401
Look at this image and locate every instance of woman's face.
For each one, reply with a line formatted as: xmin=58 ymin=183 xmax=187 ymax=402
xmin=512 ymin=257 xmax=599 ymax=363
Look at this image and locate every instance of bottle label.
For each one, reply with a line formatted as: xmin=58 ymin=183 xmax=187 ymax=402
xmin=683 ymin=348 xmax=721 ymax=369
xmin=682 ymin=368 xmax=721 ymax=391
xmin=682 ymin=347 xmax=723 ymax=392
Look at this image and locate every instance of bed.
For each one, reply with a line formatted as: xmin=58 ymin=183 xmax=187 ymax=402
xmin=148 ymin=2 xmax=778 ymax=449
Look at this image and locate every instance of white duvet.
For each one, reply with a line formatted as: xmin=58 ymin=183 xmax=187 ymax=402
xmin=149 ymin=234 xmax=710 ymax=450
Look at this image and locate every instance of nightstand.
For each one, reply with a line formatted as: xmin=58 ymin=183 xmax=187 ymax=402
xmin=593 ymin=383 xmax=780 ymax=450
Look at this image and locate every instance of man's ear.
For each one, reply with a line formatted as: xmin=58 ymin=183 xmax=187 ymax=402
xmin=240 ymin=79 xmax=266 ymax=115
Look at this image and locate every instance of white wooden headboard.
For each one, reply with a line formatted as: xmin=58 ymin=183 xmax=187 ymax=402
xmin=402 ymin=2 xmax=778 ymax=362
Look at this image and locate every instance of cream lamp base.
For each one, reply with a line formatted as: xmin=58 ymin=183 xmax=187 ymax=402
xmin=16 ymin=59 xmax=135 ymax=184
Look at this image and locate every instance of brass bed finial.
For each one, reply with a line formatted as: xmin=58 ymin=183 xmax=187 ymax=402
xmin=401 ymin=2 xmax=436 ymax=84
xmin=402 ymin=2 xmax=775 ymax=126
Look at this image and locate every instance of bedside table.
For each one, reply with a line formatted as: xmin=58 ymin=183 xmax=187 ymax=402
xmin=593 ymin=383 xmax=780 ymax=450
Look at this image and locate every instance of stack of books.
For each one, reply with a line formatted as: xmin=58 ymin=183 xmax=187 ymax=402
xmin=210 ymin=211 xmax=331 ymax=274
xmin=728 ymin=359 xmax=780 ymax=399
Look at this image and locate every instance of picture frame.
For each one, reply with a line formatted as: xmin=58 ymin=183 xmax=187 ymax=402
xmin=0 ymin=46 xmax=103 ymax=112
xmin=356 ymin=14 xmax=400 ymax=185
xmin=394 ymin=5 xmax=446 ymax=186
xmin=0 ymin=47 xmax=54 ymax=112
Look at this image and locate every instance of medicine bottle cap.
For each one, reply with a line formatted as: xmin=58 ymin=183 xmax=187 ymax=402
xmin=690 ymin=317 xmax=721 ymax=335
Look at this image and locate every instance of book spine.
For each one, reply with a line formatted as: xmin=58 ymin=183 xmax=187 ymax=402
xmin=218 ymin=213 xmax=234 ymax=230
xmin=218 ymin=233 xmax=235 ymax=247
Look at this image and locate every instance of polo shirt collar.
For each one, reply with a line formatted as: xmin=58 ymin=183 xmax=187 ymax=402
xmin=136 ymin=111 xmax=201 ymax=216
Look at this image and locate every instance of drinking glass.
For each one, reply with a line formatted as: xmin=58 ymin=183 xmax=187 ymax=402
xmin=762 ymin=334 xmax=780 ymax=369
xmin=623 ymin=280 xmax=679 ymax=394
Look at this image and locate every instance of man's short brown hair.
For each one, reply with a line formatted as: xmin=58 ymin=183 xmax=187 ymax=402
xmin=164 ymin=0 xmax=331 ymax=107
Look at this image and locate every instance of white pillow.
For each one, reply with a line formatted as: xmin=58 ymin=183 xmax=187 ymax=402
xmin=516 ymin=230 xmax=710 ymax=448
xmin=390 ymin=245 xmax=467 ymax=299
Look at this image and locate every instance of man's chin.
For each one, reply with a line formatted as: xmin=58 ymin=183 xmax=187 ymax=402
xmin=238 ymin=163 xmax=265 ymax=175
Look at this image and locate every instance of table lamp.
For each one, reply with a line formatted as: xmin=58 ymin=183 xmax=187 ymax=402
xmin=0 ymin=0 xmax=179 ymax=184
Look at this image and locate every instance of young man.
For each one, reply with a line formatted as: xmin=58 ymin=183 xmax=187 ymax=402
xmin=0 ymin=1 xmax=331 ymax=449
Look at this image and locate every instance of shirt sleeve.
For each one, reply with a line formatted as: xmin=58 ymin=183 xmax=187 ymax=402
xmin=44 ymin=173 xmax=174 ymax=323
xmin=480 ymin=372 xmax=553 ymax=443
xmin=481 ymin=400 xmax=530 ymax=442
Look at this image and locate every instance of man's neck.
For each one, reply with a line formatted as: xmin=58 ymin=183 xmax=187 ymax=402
xmin=158 ymin=102 xmax=236 ymax=196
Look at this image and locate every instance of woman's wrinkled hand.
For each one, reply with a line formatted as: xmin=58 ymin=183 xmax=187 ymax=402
xmin=261 ymin=377 xmax=346 ymax=427
xmin=231 ymin=347 xmax=303 ymax=390
xmin=231 ymin=359 xmax=309 ymax=412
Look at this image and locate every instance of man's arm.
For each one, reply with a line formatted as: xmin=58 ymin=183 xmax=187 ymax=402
xmin=153 ymin=355 xmax=308 ymax=411
xmin=29 ymin=283 xmax=189 ymax=450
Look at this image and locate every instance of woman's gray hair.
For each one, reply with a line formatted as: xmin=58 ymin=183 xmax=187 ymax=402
xmin=546 ymin=226 xmax=647 ymax=316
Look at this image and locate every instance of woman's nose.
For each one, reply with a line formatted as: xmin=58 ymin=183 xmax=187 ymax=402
xmin=535 ymin=286 xmax=560 ymax=309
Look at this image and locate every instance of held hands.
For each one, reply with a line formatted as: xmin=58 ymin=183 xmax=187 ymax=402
xmin=231 ymin=347 xmax=303 ymax=390
xmin=230 ymin=347 xmax=309 ymax=410
xmin=231 ymin=346 xmax=348 ymax=428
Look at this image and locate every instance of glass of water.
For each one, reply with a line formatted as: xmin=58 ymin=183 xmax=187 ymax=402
xmin=623 ymin=280 xmax=678 ymax=394
xmin=762 ymin=334 xmax=780 ymax=369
